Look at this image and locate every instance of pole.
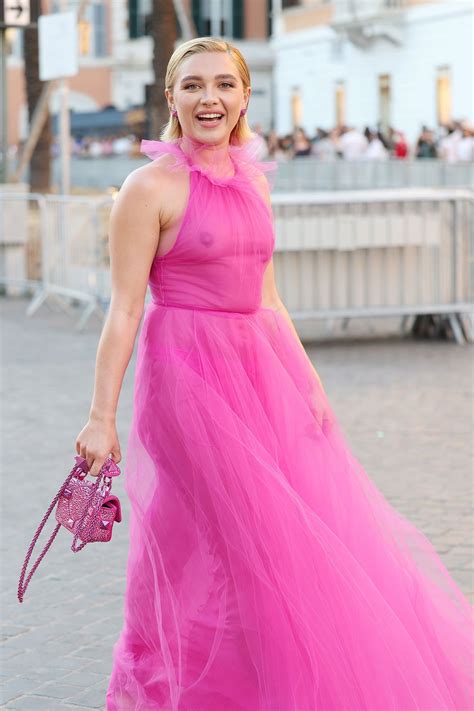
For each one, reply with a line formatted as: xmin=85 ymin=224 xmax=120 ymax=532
xmin=59 ymin=0 xmax=70 ymax=195
xmin=59 ymin=77 xmax=70 ymax=194
xmin=1 ymin=27 xmax=7 ymax=183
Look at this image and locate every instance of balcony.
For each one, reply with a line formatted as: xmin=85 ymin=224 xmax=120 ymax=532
xmin=331 ymin=0 xmax=408 ymax=47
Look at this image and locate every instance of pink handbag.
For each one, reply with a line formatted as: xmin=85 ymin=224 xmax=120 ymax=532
xmin=18 ymin=455 xmax=122 ymax=603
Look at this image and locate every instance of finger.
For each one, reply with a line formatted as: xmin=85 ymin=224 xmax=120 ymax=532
xmin=86 ymin=453 xmax=95 ymax=472
xmin=89 ymin=456 xmax=102 ymax=477
xmin=111 ymin=448 xmax=121 ymax=464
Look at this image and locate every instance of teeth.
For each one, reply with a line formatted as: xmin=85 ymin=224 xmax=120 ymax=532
xmin=197 ymin=114 xmax=223 ymax=119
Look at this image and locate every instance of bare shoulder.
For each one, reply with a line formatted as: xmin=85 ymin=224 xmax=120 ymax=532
xmin=113 ymin=154 xmax=181 ymax=218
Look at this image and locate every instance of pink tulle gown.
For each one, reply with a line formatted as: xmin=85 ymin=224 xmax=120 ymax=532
xmin=105 ymin=135 xmax=473 ymax=711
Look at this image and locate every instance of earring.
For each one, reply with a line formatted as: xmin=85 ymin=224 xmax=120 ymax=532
xmin=240 ymin=108 xmax=247 ymax=117
xmin=171 ymin=108 xmax=178 ymax=117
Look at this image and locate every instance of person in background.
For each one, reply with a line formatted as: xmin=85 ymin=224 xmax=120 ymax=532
xmin=415 ymin=126 xmax=438 ymax=159
xmin=364 ymin=126 xmax=389 ymax=160
xmin=311 ymin=128 xmax=338 ymax=161
xmin=291 ymin=126 xmax=313 ymax=157
xmin=338 ymin=125 xmax=368 ymax=160
xmin=454 ymin=121 xmax=474 ymax=161
xmin=393 ymin=130 xmax=409 ymax=159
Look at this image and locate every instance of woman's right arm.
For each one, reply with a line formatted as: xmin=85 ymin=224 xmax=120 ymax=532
xmin=75 ymin=165 xmax=164 ymax=477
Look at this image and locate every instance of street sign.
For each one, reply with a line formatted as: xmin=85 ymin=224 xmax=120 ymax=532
xmin=38 ymin=11 xmax=78 ymax=81
xmin=0 ymin=0 xmax=31 ymax=27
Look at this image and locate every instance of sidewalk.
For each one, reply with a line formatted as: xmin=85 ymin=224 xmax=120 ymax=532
xmin=1 ymin=297 xmax=472 ymax=709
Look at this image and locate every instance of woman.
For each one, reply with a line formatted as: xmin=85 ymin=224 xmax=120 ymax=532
xmin=75 ymin=37 xmax=473 ymax=710
xmin=291 ymin=126 xmax=313 ymax=157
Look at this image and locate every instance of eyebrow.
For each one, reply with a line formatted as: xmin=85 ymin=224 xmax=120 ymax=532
xmin=180 ymin=74 xmax=237 ymax=83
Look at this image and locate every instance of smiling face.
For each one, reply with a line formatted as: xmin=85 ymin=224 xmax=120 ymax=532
xmin=166 ymin=51 xmax=250 ymax=145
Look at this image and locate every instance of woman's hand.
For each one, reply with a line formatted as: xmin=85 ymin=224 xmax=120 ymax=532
xmin=75 ymin=414 xmax=122 ymax=477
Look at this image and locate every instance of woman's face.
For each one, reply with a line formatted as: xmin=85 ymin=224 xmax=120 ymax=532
xmin=167 ymin=51 xmax=250 ymax=144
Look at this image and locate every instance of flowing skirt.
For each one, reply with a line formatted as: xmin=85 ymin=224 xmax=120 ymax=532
xmin=106 ymin=302 xmax=473 ymax=710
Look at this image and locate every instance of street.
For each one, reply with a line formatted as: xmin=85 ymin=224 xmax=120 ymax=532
xmin=1 ymin=297 xmax=473 ymax=709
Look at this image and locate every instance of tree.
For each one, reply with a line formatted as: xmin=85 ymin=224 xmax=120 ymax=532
xmin=147 ymin=0 xmax=178 ymax=139
xmin=23 ymin=23 xmax=52 ymax=192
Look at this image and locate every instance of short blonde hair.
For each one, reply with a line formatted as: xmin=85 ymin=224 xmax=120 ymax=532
xmin=160 ymin=36 xmax=254 ymax=145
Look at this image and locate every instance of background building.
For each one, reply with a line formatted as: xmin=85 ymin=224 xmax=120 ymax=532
xmin=111 ymin=1 xmax=274 ymax=131
xmin=6 ymin=0 xmax=275 ymax=148
xmin=271 ymin=0 xmax=473 ymax=143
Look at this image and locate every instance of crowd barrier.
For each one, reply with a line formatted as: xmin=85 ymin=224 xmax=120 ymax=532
xmin=38 ymin=155 xmax=474 ymax=192
xmin=274 ymin=159 xmax=474 ymax=192
xmin=0 ymin=192 xmax=113 ymax=329
xmin=0 ymin=188 xmax=472 ymax=341
xmin=271 ymin=188 xmax=473 ymax=343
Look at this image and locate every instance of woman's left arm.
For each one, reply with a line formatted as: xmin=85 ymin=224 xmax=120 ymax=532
xmin=254 ymin=170 xmax=325 ymax=390
xmin=261 ymin=258 xmax=325 ymax=392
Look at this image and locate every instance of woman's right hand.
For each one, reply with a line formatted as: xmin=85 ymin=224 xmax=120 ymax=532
xmin=75 ymin=415 xmax=122 ymax=477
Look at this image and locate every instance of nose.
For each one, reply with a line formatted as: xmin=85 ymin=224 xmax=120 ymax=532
xmin=201 ymin=86 xmax=219 ymax=103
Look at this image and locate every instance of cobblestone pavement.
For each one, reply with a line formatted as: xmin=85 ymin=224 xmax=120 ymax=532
xmin=1 ymin=297 xmax=473 ymax=709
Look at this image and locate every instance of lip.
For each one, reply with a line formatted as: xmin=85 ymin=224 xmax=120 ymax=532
xmin=195 ymin=113 xmax=225 ymax=128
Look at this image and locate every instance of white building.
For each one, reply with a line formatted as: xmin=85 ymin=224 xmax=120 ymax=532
xmin=271 ymin=0 xmax=474 ymax=143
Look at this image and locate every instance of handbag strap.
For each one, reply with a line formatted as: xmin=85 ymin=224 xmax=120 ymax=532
xmin=17 ymin=459 xmax=104 ymax=603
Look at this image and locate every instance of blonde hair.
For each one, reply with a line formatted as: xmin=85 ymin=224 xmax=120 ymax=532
xmin=160 ymin=36 xmax=254 ymax=145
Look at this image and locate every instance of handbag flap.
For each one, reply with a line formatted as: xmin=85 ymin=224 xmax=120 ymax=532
xmin=102 ymin=494 xmax=122 ymax=523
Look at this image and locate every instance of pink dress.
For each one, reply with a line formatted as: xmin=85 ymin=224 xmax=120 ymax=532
xmin=106 ymin=136 xmax=473 ymax=710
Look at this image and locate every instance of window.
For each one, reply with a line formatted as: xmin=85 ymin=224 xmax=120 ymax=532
xmin=192 ymin=0 xmax=244 ymax=39
xmin=291 ymin=86 xmax=303 ymax=129
xmin=128 ymin=0 xmax=151 ymax=39
xmin=436 ymin=66 xmax=452 ymax=126
xmin=335 ymin=80 xmax=345 ymax=127
xmin=378 ymin=74 xmax=391 ymax=134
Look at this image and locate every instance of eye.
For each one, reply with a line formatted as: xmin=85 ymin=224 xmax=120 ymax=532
xmin=184 ymin=83 xmax=198 ymax=90
xmin=220 ymin=82 xmax=234 ymax=88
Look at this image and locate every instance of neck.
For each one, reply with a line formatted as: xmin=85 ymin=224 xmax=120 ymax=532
xmin=179 ymin=134 xmax=235 ymax=177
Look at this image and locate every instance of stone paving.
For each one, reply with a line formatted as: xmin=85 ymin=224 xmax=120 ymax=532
xmin=1 ymin=297 xmax=473 ymax=709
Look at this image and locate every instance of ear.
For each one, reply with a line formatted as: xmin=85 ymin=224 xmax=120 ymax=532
xmin=165 ymin=88 xmax=173 ymax=108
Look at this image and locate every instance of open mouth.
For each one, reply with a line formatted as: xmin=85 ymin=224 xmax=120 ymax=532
xmin=195 ymin=113 xmax=225 ymax=125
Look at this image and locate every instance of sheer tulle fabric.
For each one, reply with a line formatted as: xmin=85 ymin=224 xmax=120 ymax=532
xmin=106 ymin=136 xmax=473 ymax=710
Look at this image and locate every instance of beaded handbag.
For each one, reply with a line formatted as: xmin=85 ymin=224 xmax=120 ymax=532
xmin=18 ymin=455 xmax=122 ymax=603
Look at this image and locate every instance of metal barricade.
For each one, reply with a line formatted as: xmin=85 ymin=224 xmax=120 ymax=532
xmin=271 ymin=188 xmax=473 ymax=343
xmin=273 ymin=159 xmax=474 ymax=192
xmin=1 ymin=188 xmax=472 ymax=340
xmin=0 ymin=189 xmax=46 ymax=296
xmin=0 ymin=192 xmax=114 ymax=330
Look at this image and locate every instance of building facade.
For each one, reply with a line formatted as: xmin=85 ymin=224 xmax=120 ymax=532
xmin=271 ymin=0 xmax=473 ymax=143
xmin=6 ymin=0 xmax=275 ymax=147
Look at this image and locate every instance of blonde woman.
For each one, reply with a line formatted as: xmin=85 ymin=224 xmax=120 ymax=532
xmin=75 ymin=37 xmax=473 ymax=710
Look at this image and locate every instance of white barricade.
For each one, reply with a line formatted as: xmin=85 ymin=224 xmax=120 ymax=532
xmin=273 ymin=159 xmax=474 ymax=192
xmin=0 ymin=185 xmax=41 ymax=296
xmin=0 ymin=188 xmax=472 ymax=339
xmin=271 ymin=188 xmax=473 ymax=343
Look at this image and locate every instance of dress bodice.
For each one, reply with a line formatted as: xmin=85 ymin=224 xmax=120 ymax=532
xmin=140 ymin=136 xmax=277 ymax=314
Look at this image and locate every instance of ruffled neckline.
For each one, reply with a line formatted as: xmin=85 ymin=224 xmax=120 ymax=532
xmin=140 ymin=135 xmax=277 ymax=189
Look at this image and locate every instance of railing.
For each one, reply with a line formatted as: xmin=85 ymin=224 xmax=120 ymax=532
xmin=0 ymin=192 xmax=114 ymax=330
xmin=44 ymin=156 xmax=474 ymax=192
xmin=274 ymin=159 xmax=474 ymax=192
xmin=1 ymin=188 xmax=473 ymax=341
xmin=271 ymin=188 xmax=473 ymax=343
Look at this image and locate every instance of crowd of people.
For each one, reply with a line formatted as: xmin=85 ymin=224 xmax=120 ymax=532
xmin=252 ymin=119 xmax=474 ymax=162
xmin=43 ymin=118 xmax=473 ymax=162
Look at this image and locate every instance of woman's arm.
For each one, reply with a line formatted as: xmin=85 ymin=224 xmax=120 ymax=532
xmin=261 ymin=258 xmax=325 ymax=392
xmin=76 ymin=164 xmax=164 ymax=476
xmin=255 ymin=172 xmax=325 ymax=391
